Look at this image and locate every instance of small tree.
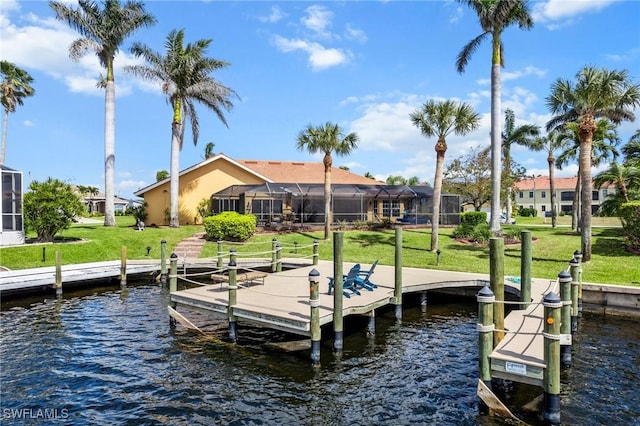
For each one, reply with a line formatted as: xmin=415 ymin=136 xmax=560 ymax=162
xmin=24 ymin=178 xmax=85 ymax=242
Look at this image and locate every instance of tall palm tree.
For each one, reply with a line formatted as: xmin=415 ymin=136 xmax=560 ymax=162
xmin=501 ymin=109 xmax=539 ymax=220
xmin=50 ymin=0 xmax=156 ymax=226
xmin=1 ymin=60 xmax=35 ymax=165
xmin=204 ymin=142 xmax=215 ymax=159
xmin=410 ymin=99 xmax=480 ymax=251
xmin=622 ymin=129 xmax=640 ymax=166
xmin=456 ymin=0 xmax=534 ymax=234
xmin=126 ymin=29 xmax=238 ymax=227
xmin=529 ymin=130 xmax=571 ymax=228
xmin=546 ymin=66 xmax=640 ymax=260
xmin=296 ymin=122 xmax=359 ymax=240
xmin=555 ymin=119 xmax=620 ymax=231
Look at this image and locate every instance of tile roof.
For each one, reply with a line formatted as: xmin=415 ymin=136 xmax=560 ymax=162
xmin=236 ymin=159 xmax=381 ymax=185
xmin=514 ymin=175 xmax=612 ymax=190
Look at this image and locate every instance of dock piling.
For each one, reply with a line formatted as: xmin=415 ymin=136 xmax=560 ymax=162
xmin=573 ymin=250 xmax=583 ymax=316
xmin=276 ymin=243 xmax=282 ymax=272
xmin=169 ymin=253 xmax=178 ymax=326
xmin=120 ymin=246 xmax=127 ymax=287
xmin=558 ymin=271 xmax=572 ymax=368
xmin=217 ymin=240 xmax=223 ymax=269
xmin=160 ymin=240 xmax=167 ymax=284
xmin=489 ymin=238 xmax=505 ymax=346
xmin=312 ymin=240 xmax=319 ymax=265
xmin=520 ymin=230 xmax=532 ymax=308
xmin=228 ymin=259 xmax=238 ymax=343
xmin=420 ymin=291 xmax=427 ymax=313
xmin=271 ymin=238 xmax=277 ymax=272
xmin=55 ymin=250 xmax=62 ymax=296
xmin=366 ymin=310 xmax=375 ymax=337
xmin=309 ymin=269 xmax=321 ymax=364
xmin=477 ymin=286 xmax=495 ymax=389
xmin=394 ymin=227 xmax=403 ymax=321
xmin=569 ymin=258 xmax=580 ymax=333
xmin=543 ymin=291 xmax=562 ymax=426
xmin=333 ymin=232 xmax=344 ymax=353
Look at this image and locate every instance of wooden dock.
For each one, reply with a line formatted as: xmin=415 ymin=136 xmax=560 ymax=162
xmin=170 ymin=259 xmax=495 ymax=336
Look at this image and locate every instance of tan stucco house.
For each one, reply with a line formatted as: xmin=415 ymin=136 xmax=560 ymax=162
xmin=133 ymin=153 xmax=460 ymax=227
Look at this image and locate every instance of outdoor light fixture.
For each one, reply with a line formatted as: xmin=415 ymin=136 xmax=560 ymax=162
xmin=436 ymin=249 xmax=441 ymax=266
xmin=146 ymin=246 xmax=151 ymax=256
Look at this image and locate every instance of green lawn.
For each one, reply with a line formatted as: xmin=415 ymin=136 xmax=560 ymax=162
xmin=1 ymin=216 xmax=638 ymax=286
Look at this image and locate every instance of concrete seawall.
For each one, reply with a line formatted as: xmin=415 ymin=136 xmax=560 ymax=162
xmin=582 ymin=283 xmax=640 ymax=318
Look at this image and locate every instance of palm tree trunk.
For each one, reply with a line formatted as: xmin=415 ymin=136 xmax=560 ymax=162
xmin=169 ymin=123 xmax=181 ymax=228
xmin=579 ymin=117 xmax=596 ymax=262
xmin=489 ymin=46 xmax=502 ymax=235
xmin=103 ymin=79 xmax=116 ymax=226
xmin=431 ymin=139 xmax=446 ymax=251
xmin=548 ymin=155 xmax=557 ymax=228
xmin=504 ymin=145 xmax=512 ymax=222
xmin=572 ymin=172 xmax=580 ymax=232
xmin=1 ymin=110 xmax=9 ymax=165
xmin=323 ymin=168 xmax=331 ymax=240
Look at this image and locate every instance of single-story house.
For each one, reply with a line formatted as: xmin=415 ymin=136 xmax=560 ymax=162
xmin=1 ymin=165 xmax=24 ymax=246
xmin=133 ymin=153 xmax=460 ymax=227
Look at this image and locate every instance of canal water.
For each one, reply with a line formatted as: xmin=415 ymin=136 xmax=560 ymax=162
xmin=1 ymin=283 xmax=638 ymax=425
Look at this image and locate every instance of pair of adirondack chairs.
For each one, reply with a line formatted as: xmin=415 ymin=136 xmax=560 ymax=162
xmin=327 ymin=260 xmax=378 ymax=298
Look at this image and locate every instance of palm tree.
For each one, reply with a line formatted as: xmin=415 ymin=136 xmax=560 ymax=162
xmin=296 ymin=122 xmax=359 ymax=240
xmin=410 ymin=99 xmax=480 ymax=251
xmin=126 ymin=29 xmax=238 ymax=227
xmin=1 ymin=60 xmax=35 ymax=165
xmin=622 ymin=129 xmax=640 ymax=166
xmin=529 ymin=130 xmax=571 ymax=228
xmin=204 ymin=142 xmax=215 ymax=159
xmin=456 ymin=0 xmax=534 ymax=234
xmin=501 ymin=109 xmax=539 ymax=220
xmin=364 ymin=172 xmax=376 ymax=180
xmin=546 ymin=66 xmax=640 ymax=260
xmin=50 ymin=0 xmax=156 ymax=227
xmin=555 ymin=119 xmax=620 ymax=231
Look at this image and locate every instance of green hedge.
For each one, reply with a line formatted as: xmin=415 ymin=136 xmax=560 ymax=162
xmin=204 ymin=212 xmax=256 ymax=242
xmin=620 ymin=201 xmax=640 ymax=249
xmin=461 ymin=211 xmax=487 ymax=226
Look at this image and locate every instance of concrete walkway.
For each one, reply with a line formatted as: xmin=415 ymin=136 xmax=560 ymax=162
xmin=172 ymin=232 xmax=207 ymax=259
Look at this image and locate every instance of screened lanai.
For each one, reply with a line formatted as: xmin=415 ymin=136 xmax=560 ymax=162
xmin=211 ymin=183 xmax=460 ymax=227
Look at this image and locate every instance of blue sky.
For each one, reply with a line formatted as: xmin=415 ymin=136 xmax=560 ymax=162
xmin=1 ymin=0 xmax=639 ymax=200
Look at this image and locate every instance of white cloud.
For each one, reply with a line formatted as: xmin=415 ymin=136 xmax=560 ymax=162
xmin=301 ymin=5 xmax=333 ymax=39
xmin=258 ymin=6 xmax=286 ymax=23
xmin=344 ymin=24 xmax=367 ymax=43
xmin=532 ymin=0 xmax=617 ymax=27
xmin=272 ymin=36 xmax=350 ymax=70
xmin=23 ymin=120 xmax=35 ymax=127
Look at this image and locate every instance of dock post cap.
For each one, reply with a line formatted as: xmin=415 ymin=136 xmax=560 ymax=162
xmin=230 ymin=247 xmax=237 ymax=253
xmin=229 ymin=260 xmax=237 ymax=267
xmin=170 ymin=253 xmax=178 ymax=259
xmin=569 ymin=258 xmax=579 ymax=267
xmin=543 ymin=291 xmax=562 ymax=307
xmin=573 ymin=250 xmax=582 ymax=258
xmin=161 ymin=239 xmax=167 ymax=243
xmin=477 ymin=285 xmax=494 ymax=298
xmin=557 ymin=270 xmax=571 ymax=282
xmin=308 ymin=269 xmax=320 ymax=283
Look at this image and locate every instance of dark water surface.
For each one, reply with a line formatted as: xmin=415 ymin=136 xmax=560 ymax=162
xmin=1 ymin=284 xmax=638 ymax=425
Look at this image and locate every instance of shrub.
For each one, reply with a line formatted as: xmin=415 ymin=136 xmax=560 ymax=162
xmin=470 ymin=223 xmax=492 ymax=244
xmin=504 ymin=226 xmax=522 ymax=241
xmin=461 ymin=211 xmax=487 ymax=226
xmin=127 ymin=202 xmax=148 ymax=222
xmin=204 ymin=212 xmax=256 ymax=241
xmin=619 ymin=201 xmax=640 ymax=249
xmin=23 ymin=177 xmax=86 ymax=242
xmin=452 ymin=223 xmax=475 ymax=239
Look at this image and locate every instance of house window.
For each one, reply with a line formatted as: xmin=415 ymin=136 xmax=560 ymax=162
xmin=529 ymin=205 xmax=533 ymax=209
xmin=519 ymin=192 xmax=523 ymax=199
xmin=592 ymin=191 xmax=599 ymax=201
xmin=541 ymin=205 xmax=546 ymax=212
xmin=541 ymin=191 xmax=546 ymax=198
xmin=382 ymin=200 xmax=400 ymax=217
xmin=529 ymin=191 xmax=534 ymax=198
xmin=1 ymin=170 xmax=22 ymax=232
xmin=560 ymin=191 xmax=573 ymax=201
xmin=603 ymin=189 xmax=609 ymax=197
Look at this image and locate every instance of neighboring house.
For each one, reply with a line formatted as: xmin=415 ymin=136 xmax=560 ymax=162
xmin=134 ymin=153 xmax=461 ymax=227
xmin=514 ymin=176 xmax=616 ymax=217
xmin=73 ymin=188 xmax=129 ymax=215
xmin=0 ymin=165 xmax=24 ymax=246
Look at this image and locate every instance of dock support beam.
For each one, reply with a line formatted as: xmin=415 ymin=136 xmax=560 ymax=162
xmin=366 ymin=310 xmax=375 ymax=337
xmin=55 ymin=250 xmax=62 ymax=296
xmin=543 ymin=291 xmax=562 ymax=426
xmin=160 ymin=240 xmax=167 ymax=284
xmin=309 ymin=269 xmax=321 ymax=365
xmin=271 ymin=238 xmax=277 ymax=272
xmin=520 ymin=230 xmax=532 ymax=308
xmin=169 ymin=253 xmax=178 ymax=325
xmin=312 ymin=240 xmax=319 ymax=265
xmin=558 ymin=271 xmax=572 ymax=368
xmin=394 ymin=227 xmax=403 ymax=321
xmin=275 ymin=243 xmax=282 ymax=272
xmin=573 ymin=250 xmax=583 ymax=316
xmin=569 ymin=258 xmax=580 ymax=333
xmin=489 ymin=238 xmax=505 ymax=346
xmin=120 ymin=246 xmax=127 ymax=287
xmin=477 ymin=286 xmax=495 ymax=390
xmin=420 ymin=291 xmax=427 ymax=313
xmin=217 ymin=240 xmax=223 ymax=269
xmin=333 ymin=232 xmax=344 ymax=353
xmin=228 ymin=259 xmax=238 ymax=343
